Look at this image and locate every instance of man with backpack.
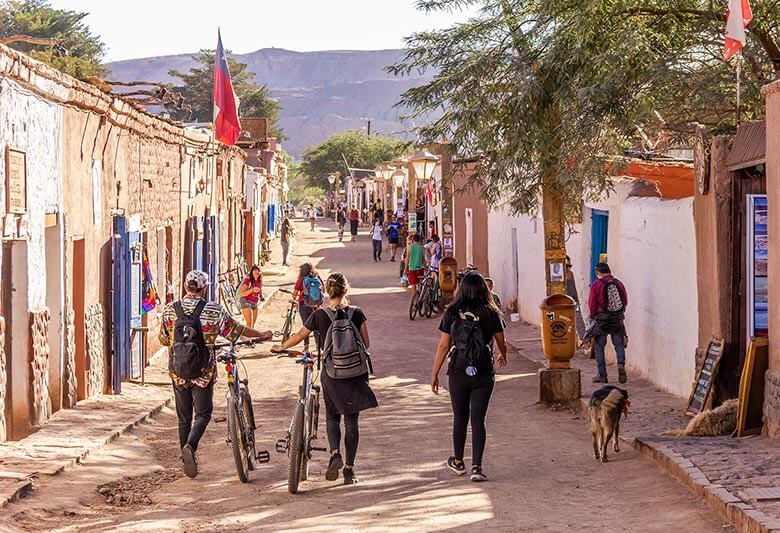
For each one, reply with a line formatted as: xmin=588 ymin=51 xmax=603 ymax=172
xmin=159 ymin=270 xmax=273 ymax=479
xmin=587 ymin=263 xmax=628 ymax=384
xmin=292 ymin=263 xmax=325 ymax=351
xmin=387 ymin=217 xmax=401 ymax=262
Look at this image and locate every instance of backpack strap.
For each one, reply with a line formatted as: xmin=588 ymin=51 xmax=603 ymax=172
xmin=173 ymin=301 xmax=185 ymax=319
xmin=192 ymin=299 xmax=207 ymax=320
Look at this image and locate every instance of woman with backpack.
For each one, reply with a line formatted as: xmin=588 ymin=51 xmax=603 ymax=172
xmin=431 ymin=272 xmax=508 ymax=482
xmin=292 ymin=263 xmax=324 ymax=351
xmin=273 ymin=272 xmax=377 ymax=485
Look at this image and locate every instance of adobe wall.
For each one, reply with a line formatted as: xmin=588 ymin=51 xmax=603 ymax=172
xmin=451 ymin=162 xmax=489 ymax=274
xmin=763 ymin=81 xmax=780 ymax=437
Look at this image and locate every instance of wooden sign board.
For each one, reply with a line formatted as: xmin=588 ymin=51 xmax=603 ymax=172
xmin=737 ymin=337 xmax=769 ymax=437
xmin=5 ymin=146 xmax=27 ymax=214
xmin=686 ymin=338 xmax=725 ymax=417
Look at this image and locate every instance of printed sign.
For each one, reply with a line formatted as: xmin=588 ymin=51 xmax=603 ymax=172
xmin=549 ymin=261 xmax=564 ymax=283
xmin=5 ymin=146 xmax=26 ymax=214
xmin=747 ymin=195 xmax=768 ymax=342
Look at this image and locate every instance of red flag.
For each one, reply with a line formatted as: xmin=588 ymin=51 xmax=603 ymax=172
xmin=724 ymin=0 xmax=752 ymax=60
xmin=213 ymin=30 xmax=241 ymax=145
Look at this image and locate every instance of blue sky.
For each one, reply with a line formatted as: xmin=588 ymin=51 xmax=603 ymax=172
xmin=50 ymin=0 xmax=478 ymax=62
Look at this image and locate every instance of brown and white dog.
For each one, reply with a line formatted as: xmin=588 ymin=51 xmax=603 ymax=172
xmin=589 ymin=385 xmax=630 ymax=463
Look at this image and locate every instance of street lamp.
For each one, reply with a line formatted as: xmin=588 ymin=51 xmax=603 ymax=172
xmin=391 ymin=169 xmax=406 ymax=188
xmin=326 ymin=174 xmax=336 ymax=217
xmin=409 ymin=149 xmax=439 ymax=181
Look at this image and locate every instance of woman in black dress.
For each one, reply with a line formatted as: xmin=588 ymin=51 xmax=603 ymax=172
xmin=273 ymin=272 xmax=377 ymax=485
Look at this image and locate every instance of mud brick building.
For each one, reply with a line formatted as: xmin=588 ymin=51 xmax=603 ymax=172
xmin=0 ymin=44 xmax=252 ymax=440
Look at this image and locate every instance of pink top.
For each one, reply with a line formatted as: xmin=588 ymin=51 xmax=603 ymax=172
xmin=241 ymin=277 xmax=263 ymax=304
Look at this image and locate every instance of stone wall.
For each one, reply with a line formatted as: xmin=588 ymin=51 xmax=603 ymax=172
xmin=29 ymin=309 xmax=52 ymax=426
xmin=63 ymin=307 xmax=77 ymax=408
xmin=85 ymin=303 xmax=106 ymax=397
xmin=764 ymin=370 xmax=780 ymax=438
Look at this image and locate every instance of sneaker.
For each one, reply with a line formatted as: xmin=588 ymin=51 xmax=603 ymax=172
xmin=447 ymin=456 xmax=466 ymax=476
xmin=343 ymin=467 xmax=358 ymax=485
xmin=325 ymin=453 xmax=344 ymax=481
xmin=181 ymin=444 xmax=198 ymax=478
xmin=470 ymin=465 xmax=488 ymax=482
xmin=592 ymin=374 xmax=608 ymax=384
xmin=618 ymin=365 xmax=627 ymax=384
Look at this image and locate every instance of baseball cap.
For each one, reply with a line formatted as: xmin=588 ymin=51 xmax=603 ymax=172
xmin=185 ymin=270 xmax=209 ymax=290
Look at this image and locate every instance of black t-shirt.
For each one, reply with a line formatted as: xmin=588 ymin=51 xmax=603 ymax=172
xmin=304 ymin=306 xmax=368 ymax=349
xmin=438 ymin=306 xmax=504 ymax=341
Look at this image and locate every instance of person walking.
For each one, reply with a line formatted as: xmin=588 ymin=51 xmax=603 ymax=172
xmin=309 ymin=205 xmax=317 ymax=231
xmin=588 ymin=262 xmax=628 ymax=384
xmin=371 ymin=219 xmax=384 ymax=262
xmin=405 ymin=234 xmax=427 ymax=306
xmin=431 ymin=272 xmax=508 ymax=482
xmin=239 ymin=265 xmax=263 ymax=327
xmin=280 ymin=218 xmax=292 ymax=266
xmin=292 ymin=263 xmax=324 ymax=351
xmin=337 ymin=207 xmax=347 ymax=241
xmin=484 ymin=277 xmax=501 ymax=309
xmin=349 ymin=207 xmax=360 ymax=242
xmin=159 ymin=270 xmax=272 ymax=478
xmin=387 ymin=217 xmax=401 ymax=262
xmin=273 ymin=272 xmax=377 ymax=485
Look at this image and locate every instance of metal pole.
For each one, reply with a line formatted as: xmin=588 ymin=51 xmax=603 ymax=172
xmin=736 ymin=52 xmax=742 ymax=126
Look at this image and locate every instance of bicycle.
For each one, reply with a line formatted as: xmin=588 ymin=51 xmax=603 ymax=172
xmin=274 ymin=288 xmax=297 ymax=343
xmin=215 ymin=339 xmax=270 ymax=483
xmin=274 ymin=347 xmax=326 ymax=494
xmin=420 ymin=267 xmax=442 ymax=318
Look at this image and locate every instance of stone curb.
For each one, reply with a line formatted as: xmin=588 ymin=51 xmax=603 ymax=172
xmin=508 ymin=340 xmax=777 ymax=533
xmin=634 ymin=438 xmax=780 ymax=533
xmin=0 ymin=395 xmax=172 ymax=509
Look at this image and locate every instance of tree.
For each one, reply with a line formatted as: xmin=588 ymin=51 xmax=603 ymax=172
xmin=170 ymin=49 xmax=285 ymax=138
xmin=300 ymin=131 xmax=409 ymax=188
xmin=390 ymin=0 xmax=780 ymax=293
xmin=0 ymin=0 xmax=107 ymax=77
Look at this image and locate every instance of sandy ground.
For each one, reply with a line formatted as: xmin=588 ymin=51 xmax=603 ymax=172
xmin=3 ymin=220 xmax=733 ymax=532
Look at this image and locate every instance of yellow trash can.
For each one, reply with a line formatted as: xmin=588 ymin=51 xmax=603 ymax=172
xmin=539 ymin=294 xmax=576 ymax=369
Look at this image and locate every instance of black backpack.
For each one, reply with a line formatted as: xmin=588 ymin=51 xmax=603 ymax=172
xmin=448 ymin=310 xmax=493 ymax=374
xmin=604 ymin=279 xmax=625 ymax=315
xmin=169 ymin=300 xmax=210 ymax=379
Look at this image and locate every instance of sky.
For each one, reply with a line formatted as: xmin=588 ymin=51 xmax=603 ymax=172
xmin=49 ymin=0 xmax=479 ymax=62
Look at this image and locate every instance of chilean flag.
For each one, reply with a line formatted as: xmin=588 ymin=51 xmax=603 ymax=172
xmin=724 ymin=0 xmax=752 ymax=61
xmin=213 ymin=30 xmax=241 ymax=145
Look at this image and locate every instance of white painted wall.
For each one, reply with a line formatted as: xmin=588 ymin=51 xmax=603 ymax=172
xmin=0 ymin=78 xmax=62 ymax=311
xmin=488 ymin=184 xmax=698 ymax=397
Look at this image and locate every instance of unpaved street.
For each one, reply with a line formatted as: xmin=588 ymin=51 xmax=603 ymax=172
xmin=4 ymin=220 xmax=731 ymax=532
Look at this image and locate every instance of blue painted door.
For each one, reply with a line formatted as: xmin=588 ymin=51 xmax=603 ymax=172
xmin=193 ymin=216 xmax=204 ymax=272
xmin=591 ymin=210 xmax=609 ymax=282
xmin=203 ymin=216 xmax=218 ymax=301
xmin=111 ymin=215 xmax=129 ymax=393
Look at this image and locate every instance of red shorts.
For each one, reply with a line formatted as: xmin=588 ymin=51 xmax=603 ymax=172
xmin=408 ymin=269 xmax=425 ymax=286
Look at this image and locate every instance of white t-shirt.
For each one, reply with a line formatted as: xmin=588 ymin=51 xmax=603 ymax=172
xmin=372 ymin=225 xmax=383 ymax=241
xmin=425 ymin=241 xmax=442 ymax=269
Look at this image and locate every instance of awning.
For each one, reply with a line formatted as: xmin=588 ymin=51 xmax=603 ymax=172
xmin=726 ymin=120 xmax=766 ymax=171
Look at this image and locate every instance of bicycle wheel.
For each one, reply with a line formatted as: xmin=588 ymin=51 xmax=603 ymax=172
xmin=423 ymin=284 xmax=435 ymax=318
xmin=228 ymin=397 xmax=250 ymax=483
xmin=281 ymin=313 xmax=293 ymax=343
xmin=241 ymin=389 xmax=257 ymax=471
xmin=287 ymin=403 xmax=305 ymax=494
xmin=409 ymin=291 xmax=419 ymax=321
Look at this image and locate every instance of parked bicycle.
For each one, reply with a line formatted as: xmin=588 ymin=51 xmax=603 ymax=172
xmin=274 ymin=288 xmax=297 ymax=343
xmin=419 ymin=267 xmax=442 ymax=318
xmin=274 ymin=347 xmax=326 ymax=494
xmin=215 ymin=339 xmax=270 ymax=483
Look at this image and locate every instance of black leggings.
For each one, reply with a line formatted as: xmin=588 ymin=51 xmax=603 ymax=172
xmin=448 ymin=372 xmax=495 ymax=466
xmin=372 ymin=239 xmax=382 ymax=261
xmin=326 ymin=412 xmax=360 ymax=465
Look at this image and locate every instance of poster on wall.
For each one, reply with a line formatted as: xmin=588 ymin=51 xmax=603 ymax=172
xmin=747 ymin=194 xmax=768 ymax=342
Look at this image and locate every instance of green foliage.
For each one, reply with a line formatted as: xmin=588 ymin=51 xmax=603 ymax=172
xmin=169 ymin=49 xmax=285 ymax=138
xmin=390 ymin=0 xmax=780 ymax=215
xmin=300 ymin=130 xmax=409 ymax=188
xmin=0 ymin=0 xmax=107 ymax=77
xmin=287 ymin=177 xmax=325 ymax=206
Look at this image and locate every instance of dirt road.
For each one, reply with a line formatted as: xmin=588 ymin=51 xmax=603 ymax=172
xmin=4 ymin=220 xmax=732 ymax=532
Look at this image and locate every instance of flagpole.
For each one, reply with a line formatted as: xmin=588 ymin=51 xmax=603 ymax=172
xmin=736 ymin=51 xmax=742 ymax=126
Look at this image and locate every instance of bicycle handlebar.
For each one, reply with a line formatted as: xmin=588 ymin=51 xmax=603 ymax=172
xmin=278 ymin=288 xmax=293 ymax=294
xmin=214 ymin=339 xmax=259 ymax=349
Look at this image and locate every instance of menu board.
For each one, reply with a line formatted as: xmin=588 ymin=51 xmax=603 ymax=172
xmin=686 ymin=339 xmax=725 ymax=416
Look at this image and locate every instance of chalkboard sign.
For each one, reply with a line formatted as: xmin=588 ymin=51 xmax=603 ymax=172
xmin=686 ymin=339 xmax=725 ymax=417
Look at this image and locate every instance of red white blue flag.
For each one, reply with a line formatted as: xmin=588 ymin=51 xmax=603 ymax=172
xmin=213 ymin=30 xmax=241 ymax=145
xmin=724 ymin=0 xmax=752 ymax=60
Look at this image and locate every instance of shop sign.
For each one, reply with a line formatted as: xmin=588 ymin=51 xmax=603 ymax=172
xmin=5 ymin=146 xmax=26 ymax=214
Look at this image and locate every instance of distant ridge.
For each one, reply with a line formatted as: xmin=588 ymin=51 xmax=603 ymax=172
xmin=107 ymin=48 xmax=431 ymax=157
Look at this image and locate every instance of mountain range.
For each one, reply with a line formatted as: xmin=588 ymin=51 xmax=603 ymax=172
xmin=107 ymin=48 xmax=431 ymax=157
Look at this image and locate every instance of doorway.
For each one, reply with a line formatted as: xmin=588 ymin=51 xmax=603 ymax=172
xmin=510 ymin=227 xmax=519 ymax=311
xmin=73 ymin=237 xmax=87 ymax=400
xmin=465 ymin=208 xmax=474 ymax=267
xmin=45 ymin=223 xmax=63 ymax=412
xmin=590 ymin=210 xmax=609 ymax=282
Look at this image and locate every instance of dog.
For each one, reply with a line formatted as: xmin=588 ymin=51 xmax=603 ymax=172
xmin=589 ymin=385 xmax=630 ymax=462
xmin=661 ymin=398 xmax=738 ymax=437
